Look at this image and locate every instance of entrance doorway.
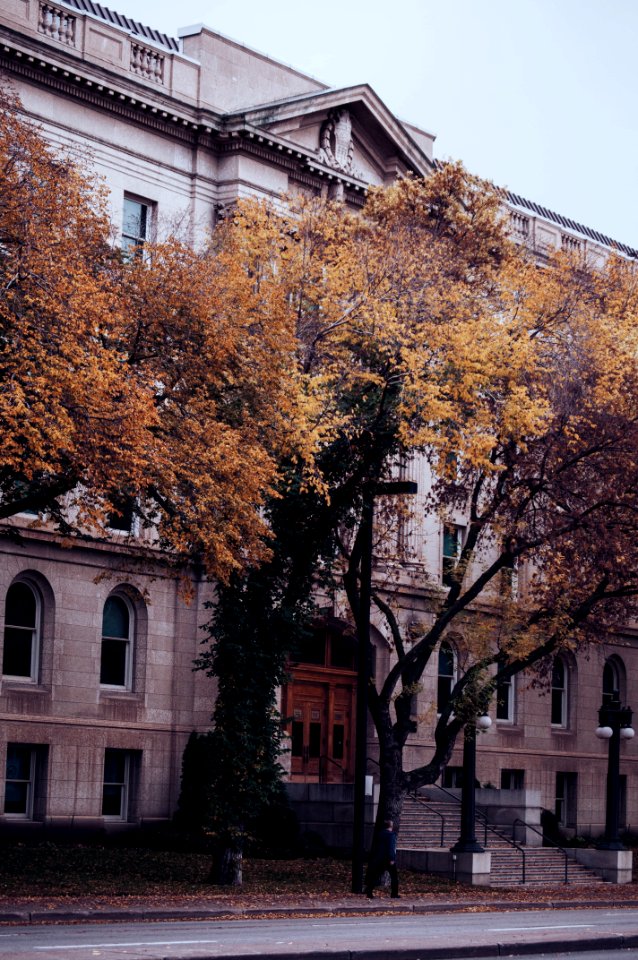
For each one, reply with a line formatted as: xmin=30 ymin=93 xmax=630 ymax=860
xmin=283 ymin=626 xmax=357 ymax=783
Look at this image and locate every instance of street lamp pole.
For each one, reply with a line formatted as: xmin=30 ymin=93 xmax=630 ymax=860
xmin=452 ymin=715 xmax=492 ymax=854
xmin=595 ymin=691 xmax=634 ymax=850
xmin=351 ymin=479 xmax=418 ymax=895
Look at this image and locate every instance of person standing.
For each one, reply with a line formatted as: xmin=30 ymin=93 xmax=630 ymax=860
xmin=364 ymin=819 xmax=399 ymax=898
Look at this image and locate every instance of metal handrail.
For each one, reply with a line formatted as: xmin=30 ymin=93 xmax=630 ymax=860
xmin=408 ymin=791 xmax=446 ymax=847
xmin=420 ymin=784 xmax=527 ymax=880
xmin=513 ymin=818 xmax=571 ymax=884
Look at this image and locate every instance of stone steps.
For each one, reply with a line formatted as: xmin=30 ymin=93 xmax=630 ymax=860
xmin=490 ymin=847 xmax=604 ymax=885
xmin=398 ymin=794 xmax=606 ymax=885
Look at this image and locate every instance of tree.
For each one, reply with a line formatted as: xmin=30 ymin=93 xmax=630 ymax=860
xmin=0 ymin=89 xmax=303 ymax=581
xmin=196 ymin=164 xmax=638 ymax=873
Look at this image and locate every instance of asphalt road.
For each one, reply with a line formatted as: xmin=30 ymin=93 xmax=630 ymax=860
xmin=4 ymin=907 xmax=638 ymax=960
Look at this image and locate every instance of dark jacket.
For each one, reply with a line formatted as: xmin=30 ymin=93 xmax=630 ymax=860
xmin=376 ymin=827 xmax=397 ymax=862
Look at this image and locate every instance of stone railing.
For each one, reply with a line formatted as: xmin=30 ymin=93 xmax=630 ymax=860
xmin=561 ymin=233 xmax=582 ymax=253
xmin=509 ymin=211 xmax=530 ymax=241
xmin=38 ymin=3 xmax=76 ymax=45
xmin=130 ymin=42 xmax=164 ymax=84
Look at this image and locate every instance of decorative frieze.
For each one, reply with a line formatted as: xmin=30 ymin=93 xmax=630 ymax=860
xmin=130 ymin=42 xmax=164 ymax=84
xmin=39 ymin=3 xmax=76 ymax=46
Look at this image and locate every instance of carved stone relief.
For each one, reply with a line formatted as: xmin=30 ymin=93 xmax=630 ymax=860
xmin=318 ymin=109 xmax=359 ymax=176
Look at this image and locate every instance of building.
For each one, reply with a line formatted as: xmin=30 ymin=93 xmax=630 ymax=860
xmin=1 ymin=0 xmax=637 ymax=862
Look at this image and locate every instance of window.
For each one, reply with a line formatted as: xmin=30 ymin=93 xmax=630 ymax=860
xmin=102 ymin=748 xmax=136 ymax=819
xmin=122 ymin=196 xmax=150 ymax=256
xmin=294 ymin=628 xmax=355 ymax=671
xmin=496 ymin=673 xmax=514 ymax=722
xmin=4 ymin=744 xmax=42 ymax=817
xmin=106 ymin=494 xmax=136 ymax=534
xmin=442 ymin=766 xmax=463 ymax=788
xmin=602 ymin=658 xmax=623 ymax=706
xmin=500 ymin=768 xmax=524 ymax=790
xmin=442 ymin=524 xmax=464 ymax=587
xmin=555 ymin=772 xmax=577 ymax=828
xmin=551 ymin=657 xmax=568 ymax=727
xmin=3 ymin=581 xmax=40 ymax=681
xmin=501 ymin=550 xmax=520 ymax=600
xmin=100 ymin=595 xmax=133 ymax=689
xmin=437 ymin=641 xmax=456 ymax=714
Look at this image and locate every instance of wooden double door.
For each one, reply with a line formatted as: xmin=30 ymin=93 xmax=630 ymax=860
xmin=286 ymin=677 xmax=355 ymax=783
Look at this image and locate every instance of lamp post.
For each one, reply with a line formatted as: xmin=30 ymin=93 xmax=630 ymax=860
xmin=595 ymin=691 xmax=634 ymax=850
xmin=452 ymin=714 xmax=492 ymax=853
xmin=351 ymin=479 xmax=418 ymax=894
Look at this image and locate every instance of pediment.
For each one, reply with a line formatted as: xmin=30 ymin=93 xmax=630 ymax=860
xmin=229 ymin=85 xmax=435 ymax=187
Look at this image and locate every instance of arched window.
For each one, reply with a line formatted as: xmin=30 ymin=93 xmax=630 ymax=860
xmin=100 ymin=595 xmax=133 ymax=689
xmin=602 ymin=658 xmax=624 ymax=706
xmin=3 ymin=581 xmax=40 ymax=681
xmin=437 ymin=641 xmax=456 ymax=713
xmin=551 ymin=656 xmax=568 ymax=727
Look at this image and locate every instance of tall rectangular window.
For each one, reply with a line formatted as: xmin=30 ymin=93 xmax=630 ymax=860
xmin=437 ymin=641 xmax=456 ymax=714
xmin=4 ymin=744 xmax=38 ymax=817
xmin=551 ymin=658 xmax=568 ymax=727
xmin=122 ymin=196 xmax=151 ymax=256
xmin=555 ymin=772 xmax=577 ymax=828
xmin=102 ymin=749 xmax=136 ymax=819
xmin=496 ymin=674 xmax=514 ymax=722
xmin=442 ymin=524 xmax=464 ymax=587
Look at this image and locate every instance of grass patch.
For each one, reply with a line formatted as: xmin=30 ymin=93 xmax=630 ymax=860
xmin=0 ymin=843 xmax=454 ymax=899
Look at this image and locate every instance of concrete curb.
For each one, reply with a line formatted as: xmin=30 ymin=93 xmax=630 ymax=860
xmin=3 ymin=897 xmax=638 ymax=925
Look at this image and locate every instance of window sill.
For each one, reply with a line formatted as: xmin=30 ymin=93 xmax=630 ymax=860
xmin=1 ymin=680 xmax=48 ymax=693
xmin=99 ymin=689 xmax=141 ymax=702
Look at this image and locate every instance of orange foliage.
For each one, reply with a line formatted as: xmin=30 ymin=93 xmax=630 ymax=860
xmin=0 ymin=90 xmax=302 ymax=580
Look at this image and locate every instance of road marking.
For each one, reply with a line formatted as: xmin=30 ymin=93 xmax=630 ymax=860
xmin=36 ymin=940 xmax=221 ymax=950
xmin=489 ymin=924 xmax=595 ymax=931
xmin=311 ymin=921 xmax=376 ymax=927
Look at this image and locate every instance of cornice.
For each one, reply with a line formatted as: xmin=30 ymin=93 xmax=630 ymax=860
xmin=217 ymin=133 xmax=369 ymax=202
xmin=0 ymin=27 xmax=372 ymax=199
xmin=0 ymin=28 xmax=213 ymax=141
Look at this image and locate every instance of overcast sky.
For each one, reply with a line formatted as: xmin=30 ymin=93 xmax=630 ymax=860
xmin=117 ymin=0 xmax=636 ymax=247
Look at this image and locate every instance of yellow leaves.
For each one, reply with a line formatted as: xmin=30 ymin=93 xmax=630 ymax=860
xmin=0 ymin=91 xmax=303 ymax=582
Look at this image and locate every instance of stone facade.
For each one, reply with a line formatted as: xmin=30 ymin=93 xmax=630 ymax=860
xmin=0 ymin=0 xmax=637 ymax=843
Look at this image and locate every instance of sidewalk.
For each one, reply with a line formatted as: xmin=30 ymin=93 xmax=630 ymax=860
xmin=2 ymin=886 xmax=638 ymax=925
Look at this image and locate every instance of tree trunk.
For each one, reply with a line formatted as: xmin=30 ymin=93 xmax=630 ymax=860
xmin=208 ymin=837 xmax=244 ymax=886
xmin=375 ymin=735 xmax=406 ymax=835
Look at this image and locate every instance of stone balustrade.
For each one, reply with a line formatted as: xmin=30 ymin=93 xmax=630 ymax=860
xmin=130 ymin=42 xmax=164 ymax=84
xmin=39 ymin=3 xmax=76 ymax=45
xmin=509 ymin=211 xmax=530 ymax=240
xmin=561 ymin=233 xmax=582 ymax=252
xmin=36 ymin=3 xmax=166 ymax=87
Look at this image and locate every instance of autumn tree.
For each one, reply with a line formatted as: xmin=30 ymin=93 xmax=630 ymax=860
xmin=0 ymin=89 xmax=303 ymax=581
xmin=197 ymin=165 xmax=638 ymax=880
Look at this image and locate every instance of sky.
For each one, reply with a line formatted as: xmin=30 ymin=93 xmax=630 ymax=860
xmin=117 ymin=0 xmax=637 ymax=247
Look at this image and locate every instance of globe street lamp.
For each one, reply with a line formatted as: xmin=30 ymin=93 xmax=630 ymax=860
xmin=595 ymin=691 xmax=634 ymax=850
xmin=452 ymin=714 xmax=492 ymax=853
